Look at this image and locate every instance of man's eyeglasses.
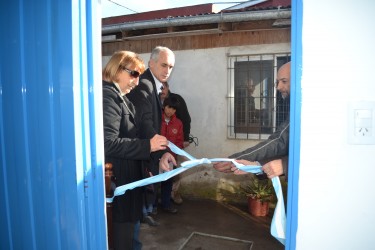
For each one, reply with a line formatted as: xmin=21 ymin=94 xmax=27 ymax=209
xmin=121 ymin=67 xmax=140 ymax=78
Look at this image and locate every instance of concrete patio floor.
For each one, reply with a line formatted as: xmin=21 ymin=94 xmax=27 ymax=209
xmin=139 ymin=198 xmax=284 ymax=250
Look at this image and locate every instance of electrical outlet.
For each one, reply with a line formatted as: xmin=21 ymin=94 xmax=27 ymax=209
xmin=355 ymin=127 xmax=372 ymax=137
xmin=348 ymin=101 xmax=375 ymax=144
xmin=354 ymin=109 xmax=372 ymax=137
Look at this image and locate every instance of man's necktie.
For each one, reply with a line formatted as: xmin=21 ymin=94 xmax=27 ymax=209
xmin=159 ymin=85 xmax=164 ymax=101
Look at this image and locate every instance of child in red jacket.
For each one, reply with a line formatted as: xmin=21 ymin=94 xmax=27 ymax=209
xmin=161 ymin=97 xmax=184 ymax=151
xmin=160 ymin=96 xmax=184 ymax=213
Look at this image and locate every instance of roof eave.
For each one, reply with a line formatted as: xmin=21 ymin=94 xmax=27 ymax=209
xmin=102 ymin=8 xmax=291 ymax=36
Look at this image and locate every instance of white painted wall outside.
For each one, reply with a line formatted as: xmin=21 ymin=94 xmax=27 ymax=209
xmin=169 ymin=43 xmax=291 ymax=159
xmin=297 ymin=1 xmax=375 ymax=249
xmin=104 ymin=43 xmax=290 ymax=159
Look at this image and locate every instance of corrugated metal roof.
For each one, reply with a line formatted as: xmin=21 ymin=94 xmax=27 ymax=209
xmin=222 ymin=0 xmax=291 ymax=13
xmin=223 ymin=0 xmax=269 ymax=10
xmin=102 ymin=4 xmax=215 ymax=25
xmin=102 ymin=1 xmax=291 ymax=25
xmin=250 ymin=0 xmax=291 ymax=8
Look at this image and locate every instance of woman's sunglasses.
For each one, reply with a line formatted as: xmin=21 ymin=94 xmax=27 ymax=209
xmin=121 ymin=67 xmax=140 ymax=78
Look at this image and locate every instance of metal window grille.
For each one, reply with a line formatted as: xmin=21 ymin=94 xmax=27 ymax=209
xmin=227 ymin=53 xmax=290 ymax=139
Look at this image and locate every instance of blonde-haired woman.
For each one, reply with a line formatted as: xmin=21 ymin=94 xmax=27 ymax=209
xmin=102 ymin=51 xmax=171 ymax=249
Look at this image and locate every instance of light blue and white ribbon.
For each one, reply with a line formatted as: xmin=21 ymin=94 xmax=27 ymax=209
xmin=106 ymin=141 xmax=286 ymax=245
xmin=270 ymin=177 xmax=286 ymax=245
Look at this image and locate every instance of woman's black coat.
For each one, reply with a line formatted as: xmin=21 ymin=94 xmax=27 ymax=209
xmin=102 ymin=81 xmax=150 ymax=223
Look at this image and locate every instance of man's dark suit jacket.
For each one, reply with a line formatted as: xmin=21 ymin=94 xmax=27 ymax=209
xmin=127 ymin=68 xmax=163 ymax=139
xmin=127 ymin=68 xmax=165 ymax=173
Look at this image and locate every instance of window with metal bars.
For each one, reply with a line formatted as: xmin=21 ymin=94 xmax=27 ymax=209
xmin=227 ymin=54 xmax=290 ymax=139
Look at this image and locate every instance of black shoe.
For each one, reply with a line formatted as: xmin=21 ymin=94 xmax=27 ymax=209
xmin=162 ymin=206 xmax=178 ymax=214
xmin=144 ymin=215 xmax=159 ymax=226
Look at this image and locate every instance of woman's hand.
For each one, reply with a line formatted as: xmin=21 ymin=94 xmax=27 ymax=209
xmin=150 ymin=134 xmax=168 ymax=152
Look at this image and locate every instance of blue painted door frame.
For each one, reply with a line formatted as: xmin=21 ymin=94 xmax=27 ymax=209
xmin=0 ymin=0 xmax=107 ymax=249
xmin=287 ymin=0 xmax=302 ymax=249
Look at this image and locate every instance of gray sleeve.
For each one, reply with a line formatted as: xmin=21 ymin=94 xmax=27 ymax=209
xmin=229 ymin=119 xmax=289 ymax=162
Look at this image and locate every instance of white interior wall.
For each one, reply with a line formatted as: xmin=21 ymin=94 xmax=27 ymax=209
xmin=297 ymin=1 xmax=375 ymax=249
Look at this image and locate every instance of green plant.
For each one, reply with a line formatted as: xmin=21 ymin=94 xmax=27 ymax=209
xmin=241 ymin=175 xmax=273 ymax=202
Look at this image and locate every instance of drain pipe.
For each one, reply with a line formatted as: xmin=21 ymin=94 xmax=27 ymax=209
xmin=102 ymin=9 xmax=291 ymax=35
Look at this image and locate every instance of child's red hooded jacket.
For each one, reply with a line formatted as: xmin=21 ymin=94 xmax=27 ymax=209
xmin=161 ymin=113 xmax=184 ymax=154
